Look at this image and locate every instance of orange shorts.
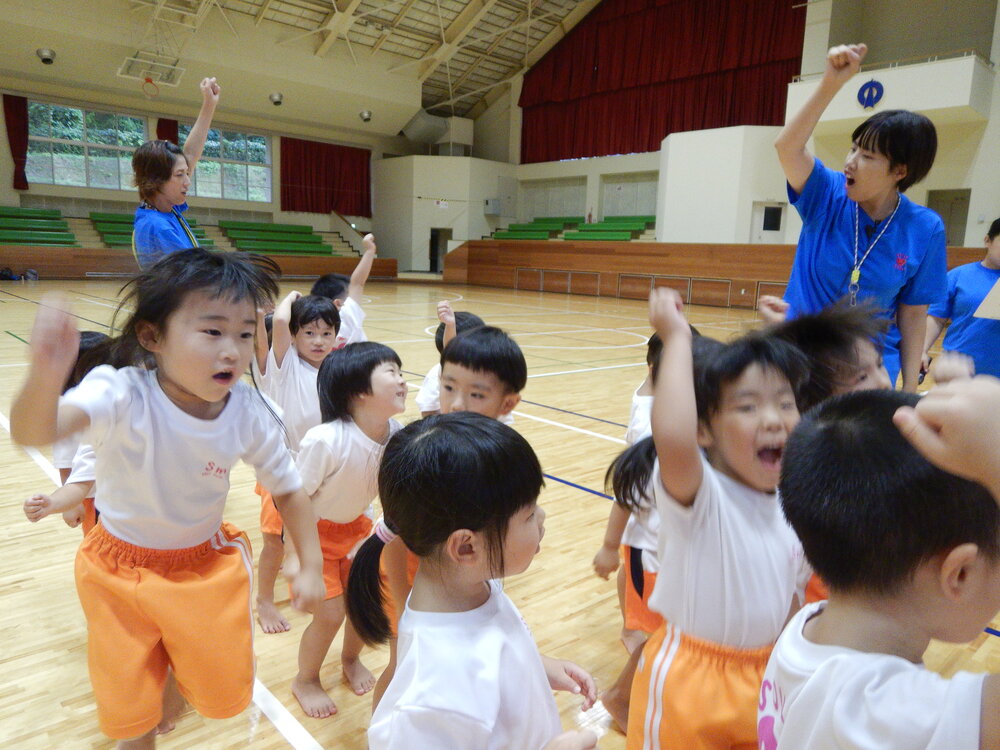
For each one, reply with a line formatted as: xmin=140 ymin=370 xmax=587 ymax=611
xmin=623 ymin=545 xmax=663 ymax=634
xmin=319 ymin=515 xmax=373 ymax=600
xmin=804 ymin=572 xmax=829 ymax=604
xmin=627 ymin=621 xmax=772 ymax=750
xmin=75 ymin=522 xmax=255 ymax=739
xmin=81 ymin=497 xmax=98 ymax=536
xmin=256 ymin=482 xmax=283 ymax=536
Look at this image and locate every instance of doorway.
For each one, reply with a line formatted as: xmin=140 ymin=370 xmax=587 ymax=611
xmin=750 ymin=202 xmax=786 ymax=243
xmin=927 ymin=189 xmax=971 ymax=246
xmin=429 ymin=228 xmax=452 ymax=273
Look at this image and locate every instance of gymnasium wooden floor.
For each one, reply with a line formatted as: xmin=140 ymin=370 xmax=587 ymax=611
xmin=0 ymin=279 xmax=995 ymax=749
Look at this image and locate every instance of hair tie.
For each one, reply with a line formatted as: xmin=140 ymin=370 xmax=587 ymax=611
xmin=374 ymin=516 xmax=397 ymax=544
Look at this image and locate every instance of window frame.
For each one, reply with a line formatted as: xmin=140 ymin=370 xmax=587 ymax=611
xmin=176 ymin=123 xmax=272 ymax=204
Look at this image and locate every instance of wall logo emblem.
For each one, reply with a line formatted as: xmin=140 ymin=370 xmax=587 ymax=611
xmin=857 ymin=80 xmax=884 ymax=109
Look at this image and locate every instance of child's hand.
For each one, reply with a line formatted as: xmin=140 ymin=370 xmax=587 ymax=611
xmin=929 ymin=351 xmax=975 ymax=385
xmin=648 ymin=288 xmax=689 ymax=340
xmin=592 ymin=545 xmax=619 ymax=580
xmin=437 ymin=300 xmax=455 ymax=326
xmin=893 ymin=376 xmax=1000 ymax=493
xmin=543 ymin=657 xmax=597 ymax=710
xmin=200 ymin=77 xmax=221 ymax=104
xmin=24 ymin=494 xmax=53 ymax=523
xmin=62 ymin=505 xmax=84 ymax=528
xmin=30 ymin=294 xmax=80 ymax=385
xmin=823 ymin=43 xmax=867 ymax=88
xmin=757 ymin=295 xmax=789 ymax=325
xmin=290 ymin=567 xmax=326 ymax=613
xmin=542 ymin=731 xmax=599 ymax=750
xmin=362 ymin=233 xmax=376 ymax=255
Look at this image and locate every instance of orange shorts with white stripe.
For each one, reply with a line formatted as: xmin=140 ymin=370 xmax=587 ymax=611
xmin=626 ymin=621 xmax=771 ymax=750
xmin=318 ymin=515 xmax=373 ymax=600
xmin=74 ymin=522 xmax=255 ymax=739
xmin=623 ymin=545 xmax=663 ymax=634
xmin=256 ymin=482 xmax=283 ymax=536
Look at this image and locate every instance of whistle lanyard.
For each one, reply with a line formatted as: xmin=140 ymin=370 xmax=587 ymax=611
xmin=849 ymin=195 xmax=900 ymax=306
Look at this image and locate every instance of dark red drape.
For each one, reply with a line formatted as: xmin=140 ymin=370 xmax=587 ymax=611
xmin=280 ymin=136 xmax=371 ymax=217
xmin=156 ymin=118 xmax=179 ymax=144
xmin=519 ymin=0 xmax=806 ymax=163
xmin=3 ymin=94 xmax=29 ymax=190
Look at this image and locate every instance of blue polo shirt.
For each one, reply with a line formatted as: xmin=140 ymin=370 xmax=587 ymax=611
xmin=783 ymin=158 xmax=947 ymax=383
xmin=132 ymin=202 xmax=199 ymax=269
xmin=928 ymin=261 xmax=1000 ymax=377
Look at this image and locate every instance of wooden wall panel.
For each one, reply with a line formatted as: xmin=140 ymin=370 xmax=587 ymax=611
xmin=517 ymin=268 xmax=542 ymax=291
xmin=691 ymin=279 xmax=730 ymax=307
xmin=758 ymin=282 xmax=788 ymax=299
xmin=729 ymin=278 xmax=758 ymax=309
xmin=542 ymin=271 xmax=570 ymax=294
xmin=619 ymin=274 xmax=653 ymax=300
xmin=570 ymin=272 xmax=600 ymax=296
xmin=652 ymin=276 xmax=690 ymax=303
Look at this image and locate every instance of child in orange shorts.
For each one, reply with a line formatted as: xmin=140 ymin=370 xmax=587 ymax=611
xmin=10 ymin=251 xmax=325 ymax=747
xmin=292 ymin=341 xmax=407 ymax=719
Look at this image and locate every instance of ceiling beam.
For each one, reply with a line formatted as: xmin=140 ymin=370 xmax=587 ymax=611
xmin=315 ymin=0 xmax=364 ymax=56
xmin=416 ymin=0 xmax=501 ymax=82
xmin=255 ymin=0 xmax=277 ymax=26
xmin=370 ymin=0 xmax=420 ymax=55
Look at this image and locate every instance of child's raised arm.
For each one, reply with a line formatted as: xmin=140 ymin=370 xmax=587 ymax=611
xmin=648 ymin=288 xmax=702 ymax=505
xmin=11 ymin=295 xmax=89 ymax=446
xmin=254 ymin=307 xmax=270 ymax=375
xmin=347 ymin=234 xmax=377 ymax=303
xmin=774 ymin=43 xmax=867 ymax=194
xmin=437 ymin=300 xmax=457 ymax=348
xmin=181 ymin=77 xmax=220 ymax=176
xmin=271 ymin=290 xmax=300 ymax=368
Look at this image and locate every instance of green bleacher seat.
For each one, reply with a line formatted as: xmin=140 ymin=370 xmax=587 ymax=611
xmin=577 ymin=221 xmax=646 ymax=233
xmin=90 ymin=212 xmax=199 ymax=226
xmin=0 ymin=229 xmax=77 ymax=242
xmin=234 ymin=240 xmax=332 ymax=254
xmin=605 ymin=215 xmax=655 ymax=226
xmin=0 ymin=206 xmax=61 ymax=219
xmin=535 ymin=216 xmax=585 ymax=224
xmin=94 ymin=222 xmax=206 ymax=238
xmin=563 ymin=231 xmax=633 ymax=241
xmin=507 ymin=223 xmax=563 ymax=233
xmin=493 ymin=231 xmax=551 ymax=240
xmin=102 ymin=233 xmax=214 ymax=249
xmin=225 ymin=230 xmax=323 ymax=244
xmin=219 ymin=221 xmax=311 ymax=233
xmin=0 ymin=218 xmax=70 ymax=231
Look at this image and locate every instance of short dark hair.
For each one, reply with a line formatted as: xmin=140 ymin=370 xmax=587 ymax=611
xmin=435 ymin=311 xmax=485 ymax=354
xmin=648 ymin=325 xmax=702 ymax=384
xmin=310 ymin=273 xmax=351 ymax=301
xmin=440 ymin=326 xmax=526 ymax=394
xmin=695 ymin=332 xmax=808 ymax=421
xmin=781 ymin=390 xmax=999 ymax=595
xmin=988 ymin=217 xmax=1000 ymax=241
xmin=317 ymin=341 xmax=402 ymax=421
xmin=290 ymin=294 xmax=340 ymax=335
xmin=852 ymin=110 xmax=937 ymax=192
xmin=346 ymin=413 xmax=544 ymax=644
xmin=64 ymin=331 xmax=112 ymax=393
xmin=132 ymin=140 xmax=187 ymax=203
xmin=769 ymin=299 xmax=890 ymax=410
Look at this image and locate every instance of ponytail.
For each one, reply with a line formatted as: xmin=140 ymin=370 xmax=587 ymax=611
xmin=605 ymin=436 xmax=657 ymax=513
xmin=345 ymin=517 xmax=396 ymax=645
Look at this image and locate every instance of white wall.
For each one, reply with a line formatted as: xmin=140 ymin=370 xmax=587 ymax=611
xmin=601 ymin=172 xmax=658 ymax=217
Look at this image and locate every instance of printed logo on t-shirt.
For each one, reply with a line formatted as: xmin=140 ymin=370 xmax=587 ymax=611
xmin=895 ymin=253 xmax=909 ymax=271
xmin=201 ymin=461 xmax=229 ymax=479
xmin=757 ymin=678 xmax=785 ymax=750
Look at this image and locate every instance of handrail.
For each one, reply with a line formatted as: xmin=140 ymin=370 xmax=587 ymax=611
xmin=792 ymin=48 xmax=994 ymax=82
xmin=331 ymin=208 xmax=364 ymax=238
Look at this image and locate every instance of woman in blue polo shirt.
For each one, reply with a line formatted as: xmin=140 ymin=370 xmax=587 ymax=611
xmin=774 ymin=43 xmax=946 ymax=391
xmin=923 ymin=218 xmax=1000 ymax=378
xmin=131 ymin=77 xmax=220 ymax=269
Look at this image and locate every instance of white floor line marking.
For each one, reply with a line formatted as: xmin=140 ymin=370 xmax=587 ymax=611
xmin=0 ymin=362 xmax=28 ymax=368
xmin=0 ymin=410 xmax=322 ymax=750
xmin=528 ymin=362 xmax=646 ymax=379
xmin=513 ymin=410 xmax=627 ymax=445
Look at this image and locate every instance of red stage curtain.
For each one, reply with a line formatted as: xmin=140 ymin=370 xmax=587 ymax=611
xmin=280 ymin=136 xmax=371 ymax=217
xmin=519 ymin=0 xmax=805 ymax=163
xmin=156 ymin=118 xmax=179 ymax=144
xmin=3 ymin=95 xmax=29 ymax=190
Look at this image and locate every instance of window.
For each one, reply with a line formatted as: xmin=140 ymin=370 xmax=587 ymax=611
xmin=178 ymin=125 xmax=271 ymax=203
xmin=762 ymin=206 xmax=783 ymax=232
xmin=26 ymin=101 xmax=146 ymax=190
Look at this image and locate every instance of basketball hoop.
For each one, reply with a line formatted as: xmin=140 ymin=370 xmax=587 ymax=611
xmin=142 ymin=76 xmax=160 ymax=99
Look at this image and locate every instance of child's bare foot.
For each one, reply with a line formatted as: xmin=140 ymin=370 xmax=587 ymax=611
xmin=620 ymin=628 xmax=646 ymax=654
xmin=342 ymin=657 xmax=375 ymax=695
xmin=599 ymin=687 xmax=629 ymax=734
xmin=257 ymin=599 xmax=291 ymax=634
xmin=154 ymin=673 xmax=186 ymax=735
xmin=292 ymin=675 xmax=337 ymax=718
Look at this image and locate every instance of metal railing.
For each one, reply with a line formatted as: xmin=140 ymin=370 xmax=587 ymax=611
xmin=792 ymin=48 xmax=994 ymax=82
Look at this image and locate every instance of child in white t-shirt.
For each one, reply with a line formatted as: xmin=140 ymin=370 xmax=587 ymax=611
xmin=622 ymin=288 xmax=811 ymax=750
xmin=9 ymin=249 xmax=324 ymax=747
xmin=24 ymin=443 xmax=98 ymax=533
xmin=255 ymin=290 xmax=340 ymax=635
xmin=345 ymin=412 xmax=598 ymax=750
xmin=760 ymin=382 xmax=1000 ymax=750
xmin=291 ymin=341 xmax=408 ymax=719
xmin=311 ymin=233 xmax=377 ymax=348
xmin=415 ymin=300 xmax=484 ymax=417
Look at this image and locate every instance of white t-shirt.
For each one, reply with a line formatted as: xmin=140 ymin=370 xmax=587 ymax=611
xmin=413 ymin=362 xmax=516 ymax=424
xmin=759 ymin=602 xmax=984 ymax=750
xmin=296 ymin=417 xmax=403 ymax=523
xmin=261 ymin=346 xmax=321 ymax=450
xmin=66 ymin=442 xmax=96 ymax=485
xmin=625 ymin=388 xmax=653 ymax=446
xmin=52 ymin=435 xmax=79 ymax=470
xmin=62 ymin=366 xmax=301 ymax=549
xmin=336 ymin=297 xmax=367 ymax=348
xmin=648 ymin=454 xmax=810 ymax=648
xmin=369 ymin=581 xmax=562 ymax=750
xmin=621 ymin=388 xmax=658 ymax=557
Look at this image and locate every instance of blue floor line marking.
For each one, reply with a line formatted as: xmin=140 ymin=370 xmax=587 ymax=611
xmin=544 ymin=473 xmax=612 ymax=500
